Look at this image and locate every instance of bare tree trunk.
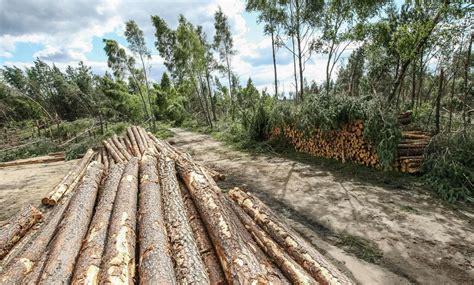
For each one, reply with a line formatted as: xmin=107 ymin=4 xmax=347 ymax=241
xmin=139 ymin=54 xmax=156 ymax=130
xmin=99 ymin=158 xmax=139 ymax=284
xmin=435 ymin=68 xmax=444 ymax=134
xmin=448 ymin=69 xmax=457 ymax=132
xmin=295 ymin=0 xmax=304 ymax=100
xmin=159 ymin=155 xmax=209 ymax=284
xmin=39 ymin=162 xmax=104 ymax=284
xmin=205 ymin=67 xmax=217 ymax=121
xmin=71 ymin=163 xmax=124 ymax=285
xmin=463 ymin=33 xmax=473 ymax=131
xmin=411 ymin=61 xmax=417 ymax=110
xmin=138 ymin=154 xmax=176 ymax=284
xmin=271 ymin=29 xmax=278 ymax=97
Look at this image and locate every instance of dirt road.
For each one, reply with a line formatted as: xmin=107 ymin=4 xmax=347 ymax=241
xmin=0 ymin=159 xmax=77 ymax=226
xmin=171 ymin=128 xmax=474 ymax=285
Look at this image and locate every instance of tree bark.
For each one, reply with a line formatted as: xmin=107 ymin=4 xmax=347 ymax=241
xmin=205 ymin=66 xmax=217 ymax=121
xmin=103 ymin=139 xmax=125 ymax=163
xmin=463 ymin=33 xmax=473 ymax=131
xmin=229 ymin=188 xmax=354 ymax=285
xmin=179 ymin=181 xmax=226 ymax=284
xmin=295 ymin=0 xmax=304 ymax=100
xmin=112 ymin=135 xmax=132 ymax=161
xmin=71 ymin=163 xmax=125 ymax=285
xmin=107 ymin=138 xmax=127 ymax=161
xmin=123 ymin=136 xmax=134 ymax=158
xmin=158 ymin=154 xmax=209 ymax=284
xmin=99 ymin=158 xmax=139 ymax=285
xmin=138 ymin=126 xmax=150 ymax=149
xmin=0 ymin=205 xmax=43 ymax=259
xmin=171 ymin=153 xmax=286 ymax=283
xmin=138 ymin=153 xmax=176 ymax=285
xmin=271 ymin=29 xmax=278 ymax=98
xmin=127 ymin=127 xmax=141 ymax=156
xmin=228 ymin=197 xmax=316 ymax=285
xmin=132 ymin=126 xmax=146 ymax=154
xmin=42 ymin=149 xmax=95 ymax=205
xmin=435 ymin=68 xmax=444 ymax=134
xmin=38 ymin=161 xmax=104 ymax=284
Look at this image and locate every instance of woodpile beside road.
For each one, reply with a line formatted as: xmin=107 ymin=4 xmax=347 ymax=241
xmin=0 ymin=126 xmax=353 ymax=284
xmin=272 ymin=121 xmax=431 ymax=173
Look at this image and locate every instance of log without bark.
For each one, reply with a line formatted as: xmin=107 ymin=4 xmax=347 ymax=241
xmin=229 ymin=188 xmax=353 ymax=285
xmin=158 ymin=154 xmax=209 ymax=284
xmin=112 ymin=135 xmax=132 ymax=160
xmin=179 ymin=181 xmax=226 ymax=285
xmin=127 ymin=127 xmax=141 ymax=156
xmin=132 ymin=126 xmax=145 ymax=154
xmin=137 ymin=153 xmax=176 ymax=285
xmin=0 ymin=175 xmax=80 ymax=284
xmin=38 ymin=161 xmax=104 ymax=284
xmin=228 ymin=198 xmax=316 ymax=285
xmin=169 ymin=151 xmax=286 ymax=283
xmin=0 ymin=205 xmax=42 ymax=259
xmin=103 ymin=139 xmax=124 ymax=163
xmin=71 ymin=163 xmax=125 ymax=285
xmin=99 ymin=158 xmax=139 ymax=285
xmin=0 ymin=155 xmax=64 ymax=168
xmin=42 ymin=149 xmax=95 ymax=206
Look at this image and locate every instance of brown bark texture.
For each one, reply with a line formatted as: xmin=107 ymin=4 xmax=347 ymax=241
xmin=137 ymin=153 xmax=176 ymax=285
xmin=0 ymin=205 xmax=42 ymax=259
xmin=112 ymin=135 xmax=132 ymax=160
xmin=71 ymin=163 xmax=125 ymax=285
xmin=42 ymin=148 xmax=95 ymax=205
xmin=127 ymin=127 xmax=141 ymax=156
xmin=99 ymin=157 xmax=139 ymax=285
xmin=229 ymin=188 xmax=353 ymax=285
xmin=158 ymin=154 xmax=210 ymax=284
xmin=179 ymin=181 xmax=227 ymax=285
xmin=0 ymin=156 xmax=64 ymax=168
xmin=103 ymin=139 xmax=124 ymax=163
xmin=132 ymin=126 xmax=145 ymax=154
xmin=38 ymin=161 xmax=104 ymax=284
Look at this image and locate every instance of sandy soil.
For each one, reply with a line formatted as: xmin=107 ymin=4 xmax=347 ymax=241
xmin=170 ymin=128 xmax=474 ymax=285
xmin=0 ymin=158 xmax=77 ymax=226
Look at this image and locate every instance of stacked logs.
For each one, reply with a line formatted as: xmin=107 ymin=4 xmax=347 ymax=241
xmin=0 ymin=125 xmax=353 ymax=284
xmin=272 ymin=122 xmax=431 ymax=173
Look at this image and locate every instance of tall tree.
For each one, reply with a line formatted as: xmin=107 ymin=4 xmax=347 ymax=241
xmin=213 ymin=7 xmax=236 ymax=118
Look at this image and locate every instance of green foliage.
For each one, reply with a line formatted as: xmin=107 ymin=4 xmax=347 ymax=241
xmin=0 ymin=139 xmax=59 ymax=162
xmin=422 ymin=131 xmax=473 ymax=203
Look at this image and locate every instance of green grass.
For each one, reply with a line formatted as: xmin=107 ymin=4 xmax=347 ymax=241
xmin=336 ymin=233 xmax=383 ymax=263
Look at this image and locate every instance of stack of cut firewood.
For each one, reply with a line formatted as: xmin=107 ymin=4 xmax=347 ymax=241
xmin=272 ymin=122 xmax=431 ymax=173
xmin=0 ymin=126 xmax=353 ymax=284
xmin=395 ymin=130 xmax=430 ymax=173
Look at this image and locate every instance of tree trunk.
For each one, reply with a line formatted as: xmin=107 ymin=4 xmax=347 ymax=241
xmin=0 ymin=205 xmax=42 ymax=259
xmin=271 ymin=29 xmax=278 ymax=98
xmin=38 ymin=162 xmax=103 ymax=284
xmin=448 ymin=69 xmax=456 ymax=132
xmin=99 ymin=158 xmax=139 ymax=284
xmin=179 ymin=181 xmax=226 ymax=284
xmin=225 ymin=50 xmax=234 ymax=121
xmin=172 ymin=153 xmax=285 ymax=283
xmin=205 ymin=67 xmax=217 ymax=121
xmin=127 ymin=127 xmax=141 ymax=156
xmin=42 ymin=149 xmax=95 ymax=205
xmin=137 ymin=153 xmax=176 ymax=285
xmin=411 ymin=60 xmax=417 ymax=110
xmin=132 ymin=126 xmax=146 ymax=154
xmin=435 ymin=68 xmax=444 ymax=134
xmin=158 ymin=154 xmax=210 ymax=284
xmin=229 ymin=188 xmax=354 ymax=285
xmin=103 ymin=139 xmax=125 ymax=163
xmin=295 ymin=0 xmax=304 ymax=100
xmin=137 ymin=126 xmax=151 ymax=149
xmin=112 ymin=135 xmax=132 ymax=160
xmin=292 ymin=35 xmax=299 ymax=102
xmin=228 ymin=198 xmax=316 ymax=284
xmin=71 ymin=163 xmax=124 ymax=285
xmin=463 ymin=33 xmax=473 ymax=131
xmin=139 ymin=54 xmax=156 ymax=130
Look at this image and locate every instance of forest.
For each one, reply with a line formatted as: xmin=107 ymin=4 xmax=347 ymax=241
xmin=0 ymin=0 xmax=472 ymax=203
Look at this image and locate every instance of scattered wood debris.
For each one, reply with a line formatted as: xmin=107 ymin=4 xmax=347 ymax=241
xmin=0 ymin=126 xmax=354 ymax=284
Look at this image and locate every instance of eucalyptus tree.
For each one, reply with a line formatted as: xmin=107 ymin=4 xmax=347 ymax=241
xmin=213 ymin=7 xmax=236 ymax=118
xmin=124 ymin=20 xmax=156 ymax=129
xmin=103 ymin=38 xmax=153 ymax=128
xmin=197 ymin=26 xmax=217 ymax=121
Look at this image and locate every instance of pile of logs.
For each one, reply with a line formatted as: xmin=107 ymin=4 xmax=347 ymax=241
xmin=0 ymin=126 xmax=353 ymax=284
xmin=272 ymin=122 xmax=431 ymax=173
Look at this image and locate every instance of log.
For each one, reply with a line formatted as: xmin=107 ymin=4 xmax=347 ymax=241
xmin=0 ymin=205 xmax=43 ymax=259
xmin=138 ymin=127 xmax=150 ymax=149
xmin=103 ymin=139 xmax=124 ymax=163
xmin=42 ymin=149 xmax=95 ymax=206
xmin=112 ymin=135 xmax=132 ymax=161
xmin=158 ymin=154 xmax=209 ymax=284
xmin=229 ymin=188 xmax=353 ymax=285
xmin=179 ymin=181 xmax=226 ymax=285
xmin=123 ymin=137 xmax=134 ymax=158
xmin=0 ymin=155 xmax=64 ymax=168
xmin=0 ymin=176 xmax=79 ymax=284
xmin=137 ymin=153 xmax=176 ymax=285
xmin=127 ymin=127 xmax=141 ymax=156
xmin=71 ymin=163 xmax=125 ymax=285
xmin=107 ymin=138 xmax=126 ymax=161
xmin=103 ymin=149 xmax=109 ymax=171
xmin=228 ymin=197 xmax=317 ymax=285
xmin=171 ymin=151 xmax=285 ymax=283
xmin=132 ymin=126 xmax=145 ymax=154
xmin=99 ymin=158 xmax=139 ymax=285
xmin=38 ymin=161 xmax=104 ymax=284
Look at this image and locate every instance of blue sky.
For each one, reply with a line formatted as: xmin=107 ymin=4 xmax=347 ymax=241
xmin=0 ymin=0 xmax=371 ymax=92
